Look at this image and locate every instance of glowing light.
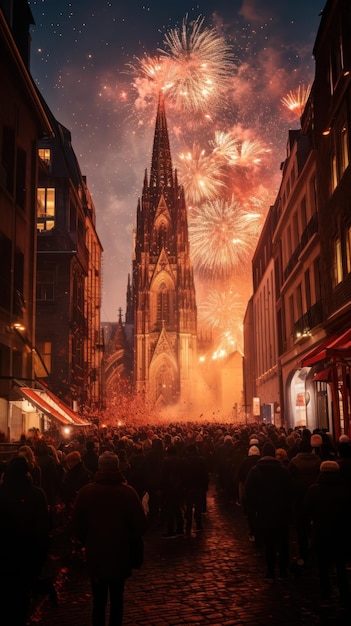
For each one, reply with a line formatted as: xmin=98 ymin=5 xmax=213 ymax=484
xmin=189 ymin=196 xmax=263 ymax=279
xmin=130 ymin=15 xmax=234 ymax=116
xmin=161 ymin=15 xmax=234 ymax=114
xmin=198 ymin=288 xmax=243 ymax=331
xmin=178 ymin=143 xmax=225 ymax=205
xmin=281 ymin=84 xmax=311 ymax=118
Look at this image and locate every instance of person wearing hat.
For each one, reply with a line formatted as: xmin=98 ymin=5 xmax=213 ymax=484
xmin=305 ymin=460 xmax=351 ymax=608
xmin=238 ymin=445 xmax=261 ymax=541
xmin=245 ymin=441 xmax=293 ymax=582
xmin=71 ymin=451 xmax=147 ymax=626
xmin=288 ymin=437 xmax=321 ymax=566
xmin=61 ymin=450 xmax=92 ymax=518
xmin=0 ymin=456 xmax=50 ymax=626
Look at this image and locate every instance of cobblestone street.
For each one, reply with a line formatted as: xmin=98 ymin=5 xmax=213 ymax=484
xmin=30 ymin=482 xmax=350 ymax=625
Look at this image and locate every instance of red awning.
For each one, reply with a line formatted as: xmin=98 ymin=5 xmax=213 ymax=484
xmin=44 ymin=389 xmax=90 ymax=425
xmin=301 ymin=328 xmax=351 ymax=367
xmin=313 ymin=367 xmax=332 ymax=382
xmin=16 ymin=387 xmax=90 ymax=427
xmin=19 ymin=387 xmax=72 ymax=425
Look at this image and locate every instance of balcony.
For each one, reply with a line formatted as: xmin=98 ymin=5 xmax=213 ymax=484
xmin=293 ymin=300 xmax=323 ymax=342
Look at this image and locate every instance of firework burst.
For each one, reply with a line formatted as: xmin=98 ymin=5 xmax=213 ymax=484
xmin=177 ymin=143 xmax=225 ymax=205
xmin=161 ymin=15 xmax=234 ymax=114
xmin=211 ymin=131 xmax=240 ymax=164
xmin=198 ymin=289 xmax=245 ymax=357
xmin=189 ymin=196 xmax=262 ymax=280
xmin=198 ymin=288 xmax=244 ymax=331
xmin=130 ymin=15 xmax=234 ymax=118
xmin=281 ymin=84 xmax=311 ymax=118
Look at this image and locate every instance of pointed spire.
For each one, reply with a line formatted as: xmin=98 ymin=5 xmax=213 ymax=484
xmin=143 ymin=168 xmax=148 ymax=192
xmin=149 ymin=92 xmax=173 ymax=189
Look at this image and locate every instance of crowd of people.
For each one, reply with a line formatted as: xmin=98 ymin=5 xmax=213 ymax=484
xmin=0 ymin=420 xmax=351 ymax=624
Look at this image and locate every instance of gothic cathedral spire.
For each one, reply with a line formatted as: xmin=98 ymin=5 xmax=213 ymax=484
xmin=131 ymin=93 xmax=197 ymax=409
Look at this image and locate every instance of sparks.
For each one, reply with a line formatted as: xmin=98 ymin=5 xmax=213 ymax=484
xmin=188 ymin=196 xmax=262 ymax=280
xmin=161 ymin=15 xmax=234 ymax=114
xmin=178 ymin=143 xmax=225 ymax=205
xmin=281 ymin=84 xmax=311 ymax=118
xmin=130 ymin=15 xmax=234 ymax=117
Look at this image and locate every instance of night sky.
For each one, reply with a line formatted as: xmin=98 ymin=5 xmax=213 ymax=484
xmin=28 ymin=0 xmax=324 ymax=346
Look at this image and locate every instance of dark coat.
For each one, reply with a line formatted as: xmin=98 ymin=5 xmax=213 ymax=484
xmin=61 ymin=461 xmax=92 ymax=506
xmin=0 ymin=467 xmax=50 ymax=579
xmin=72 ymin=469 xmax=147 ymax=580
xmin=160 ymin=451 xmax=184 ymax=500
xmin=245 ymin=456 xmax=293 ymax=529
xmin=304 ymin=470 xmax=351 ymax=545
xmin=182 ymin=447 xmax=209 ymax=493
xmin=81 ymin=450 xmax=99 ymax=477
xmin=288 ymin=452 xmax=321 ymax=503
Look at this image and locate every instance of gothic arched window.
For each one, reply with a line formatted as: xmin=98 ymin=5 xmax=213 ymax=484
xmin=158 ymin=223 xmax=167 ymax=249
xmin=157 ymin=282 xmax=169 ymax=325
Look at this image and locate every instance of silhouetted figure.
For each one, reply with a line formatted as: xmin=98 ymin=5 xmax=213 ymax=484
xmin=245 ymin=442 xmax=293 ymax=581
xmin=160 ymin=445 xmax=184 ymax=537
xmin=82 ymin=440 xmax=99 ymax=478
xmin=182 ymin=444 xmax=209 ymax=534
xmin=305 ymin=460 xmax=351 ymax=608
xmin=0 ymin=456 xmax=50 ymax=626
xmin=72 ymin=451 xmax=146 ymax=626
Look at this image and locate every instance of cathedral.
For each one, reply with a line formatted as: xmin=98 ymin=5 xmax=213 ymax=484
xmin=103 ymin=93 xmax=246 ymax=420
xmin=131 ymin=93 xmax=198 ymax=408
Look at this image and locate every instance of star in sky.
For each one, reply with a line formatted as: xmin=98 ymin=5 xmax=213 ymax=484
xmin=28 ymin=0 xmax=324 ymax=344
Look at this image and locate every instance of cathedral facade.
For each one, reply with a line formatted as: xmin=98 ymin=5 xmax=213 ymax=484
xmin=131 ymin=94 xmax=198 ymax=409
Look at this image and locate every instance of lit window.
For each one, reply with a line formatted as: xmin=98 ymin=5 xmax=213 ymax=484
xmin=341 ymin=125 xmax=349 ymax=174
xmin=157 ymin=283 xmax=169 ymax=325
xmin=36 ymin=341 xmax=52 ymax=375
xmin=37 ymin=188 xmax=55 ymax=231
xmin=331 ymin=153 xmax=338 ymax=192
xmin=333 ymin=237 xmax=343 ymax=285
xmin=38 ymin=148 xmax=51 ymax=166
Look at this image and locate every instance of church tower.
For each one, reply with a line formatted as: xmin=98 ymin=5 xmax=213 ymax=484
xmin=132 ymin=93 xmax=197 ymax=408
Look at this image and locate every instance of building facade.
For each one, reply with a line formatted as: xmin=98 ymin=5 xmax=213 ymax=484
xmin=0 ymin=0 xmax=52 ymax=440
xmin=35 ymin=109 xmax=104 ymax=416
xmin=244 ymin=0 xmax=351 ymax=438
xmin=0 ymin=0 xmax=102 ymax=440
xmin=131 ymin=94 xmax=198 ymax=409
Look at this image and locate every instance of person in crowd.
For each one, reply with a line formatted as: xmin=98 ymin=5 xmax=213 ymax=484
xmin=0 ymin=456 xmax=50 ymax=626
xmin=214 ymin=434 xmax=235 ymax=495
xmin=182 ymin=443 xmax=209 ymax=534
xmin=34 ymin=439 xmax=62 ymax=528
xmin=275 ymin=447 xmax=289 ymax=467
xmin=238 ymin=445 xmax=260 ymax=505
xmin=304 ymin=460 xmax=351 ymax=608
xmin=310 ymin=432 xmax=335 ymax=461
xmin=82 ymin=439 xmax=99 ymax=478
xmin=336 ymin=439 xmax=351 ymax=490
xmin=285 ymin=433 xmax=300 ymax=460
xmin=116 ymin=448 xmax=132 ymax=483
xmin=238 ymin=445 xmax=261 ymax=540
xmin=61 ymin=451 xmax=92 ymax=515
xmin=143 ymin=437 xmax=164 ymax=526
xmin=71 ymin=451 xmax=146 ymax=626
xmin=245 ymin=441 xmax=293 ymax=582
xmin=160 ymin=444 xmax=184 ymax=537
xmin=288 ymin=437 xmax=321 ymax=566
xmin=231 ymin=438 xmax=248 ymax=505
xmin=18 ymin=444 xmax=42 ymax=486
xmin=128 ymin=442 xmax=147 ymax=500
